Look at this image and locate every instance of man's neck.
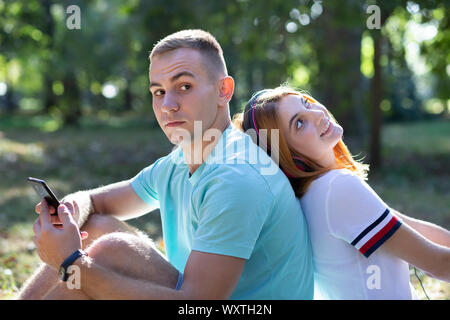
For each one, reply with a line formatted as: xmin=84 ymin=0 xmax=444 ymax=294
xmin=182 ymin=118 xmax=231 ymax=175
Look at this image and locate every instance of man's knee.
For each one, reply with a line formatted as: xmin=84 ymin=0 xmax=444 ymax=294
xmin=86 ymin=231 xmax=151 ymax=261
xmin=84 ymin=232 xmax=178 ymax=288
xmin=81 ymin=214 xmax=140 ymax=247
xmin=82 ymin=213 xmax=133 ymax=234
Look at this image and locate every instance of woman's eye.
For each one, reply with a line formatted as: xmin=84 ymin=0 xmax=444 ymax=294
xmin=296 ymin=119 xmax=303 ymax=129
xmin=154 ymin=89 xmax=164 ymax=96
xmin=180 ymin=84 xmax=191 ymax=91
xmin=301 ymin=97 xmax=310 ymax=108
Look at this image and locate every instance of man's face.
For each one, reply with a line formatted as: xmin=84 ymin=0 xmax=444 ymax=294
xmin=149 ymin=48 xmax=221 ymax=145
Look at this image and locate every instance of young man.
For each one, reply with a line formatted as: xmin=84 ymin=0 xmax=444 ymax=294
xmin=18 ymin=29 xmax=314 ymax=300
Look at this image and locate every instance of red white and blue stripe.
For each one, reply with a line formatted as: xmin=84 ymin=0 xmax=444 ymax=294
xmin=351 ymin=209 xmax=402 ymax=258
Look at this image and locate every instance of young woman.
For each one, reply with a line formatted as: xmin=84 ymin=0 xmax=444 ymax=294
xmin=233 ymin=86 xmax=450 ymax=299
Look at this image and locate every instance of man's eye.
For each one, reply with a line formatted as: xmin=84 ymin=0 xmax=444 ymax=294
xmin=296 ymin=119 xmax=303 ymax=129
xmin=154 ymin=89 xmax=164 ymax=96
xmin=180 ymin=84 xmax=191 ymax=91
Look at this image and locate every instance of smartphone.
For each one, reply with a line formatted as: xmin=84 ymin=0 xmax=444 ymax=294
xmin=28 ymin=177 xmax=60 ymax=216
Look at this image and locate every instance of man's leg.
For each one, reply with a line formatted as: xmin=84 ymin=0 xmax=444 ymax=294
xmin=43 ymin=231 xmax=179 ymax=300
xmin=17 ymin=214 xmax=146 ymax=300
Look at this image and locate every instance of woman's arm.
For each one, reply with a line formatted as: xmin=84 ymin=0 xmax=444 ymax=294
xmin=325 ymin=172 xmax=450 ymax=281
xmin=392 ymin=210 xmax=450 ymax=247
xmin=383 ymin=222 xmax=450 ymax=282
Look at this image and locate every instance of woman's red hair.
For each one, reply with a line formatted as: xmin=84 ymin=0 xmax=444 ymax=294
xmin=233 ymin=85 xmax=368 ymax=198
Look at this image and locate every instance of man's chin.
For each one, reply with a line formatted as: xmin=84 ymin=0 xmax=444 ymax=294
xmin=165 ymin=127 xmax=195 ymax=146
xmin=167 ymin=133 xmax=191 ymax=146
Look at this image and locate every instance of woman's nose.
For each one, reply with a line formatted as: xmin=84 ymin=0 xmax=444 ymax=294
xmin=310 ymin=109 xmax=326 ymax=125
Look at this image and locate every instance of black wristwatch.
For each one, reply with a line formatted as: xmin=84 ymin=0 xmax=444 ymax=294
xmin=59 ymin=249 xmax=88 ymax=281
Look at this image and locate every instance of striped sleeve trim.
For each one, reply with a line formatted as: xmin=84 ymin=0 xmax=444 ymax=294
xmin=350 ymin=208 xmax=402 ymax=258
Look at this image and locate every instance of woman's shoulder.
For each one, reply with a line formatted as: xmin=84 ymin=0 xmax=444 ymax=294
xmin=318 ymin=168 xmax=386 ymax=220
xmin=309 ymin=168 xmax=361 ymax=190
xmin=303 ymin=169 xmax=369 ymax=207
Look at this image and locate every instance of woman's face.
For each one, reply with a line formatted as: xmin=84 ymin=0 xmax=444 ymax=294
xmin=276 ymin=94 xmax=343 ymax=167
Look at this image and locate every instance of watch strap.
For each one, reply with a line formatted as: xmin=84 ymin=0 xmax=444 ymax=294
xmin=59 ymin=249 xmax=88 ymax=281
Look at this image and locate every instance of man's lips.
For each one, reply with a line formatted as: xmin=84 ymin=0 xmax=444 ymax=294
xmin=165 ymin=121 xmax=185 ymax=127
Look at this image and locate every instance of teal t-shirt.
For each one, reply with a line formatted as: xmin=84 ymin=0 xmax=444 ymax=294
xmin=130 ymin=125 xmax=313 ymax=299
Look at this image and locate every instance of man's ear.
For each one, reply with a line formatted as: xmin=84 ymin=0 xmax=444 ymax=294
xmin=218 ymin=76 xmax=234 ymax=107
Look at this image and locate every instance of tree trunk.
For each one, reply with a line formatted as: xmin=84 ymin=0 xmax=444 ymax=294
xmin=320 ymin=8 xmax=340 ymax=122
xmin=123 ymin=79 xmax=133 ymax=111
xmin=43 ymin=76 xmax=56 ymax=113
xmin=42 ymin=0 xmax=57 ymax=113
xmin=4 ymin=84 xmax=18 ymax=114
xmin=369 ymin=33 xmax=382 ymax=170
xmin=62 ymin=73 xmax=81 ymax=126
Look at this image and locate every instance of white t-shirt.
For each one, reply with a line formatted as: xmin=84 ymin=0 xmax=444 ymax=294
xmin=300 ymin=169 xmax=418 ymax=299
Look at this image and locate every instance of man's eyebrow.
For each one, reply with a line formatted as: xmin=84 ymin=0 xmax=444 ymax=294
xmin=170 ymin=71 xmax=195 ymax=82
xmin=149 ymin=71 xmax=195 ymax=90
xmin=289 ymin=112 xmax=299 ymax=131
xmin=149 ymin=81 xmax=161 ymax=89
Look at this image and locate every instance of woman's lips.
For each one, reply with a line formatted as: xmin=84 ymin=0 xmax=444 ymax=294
xmin=321 ymin=121 xmax=333 ymax=137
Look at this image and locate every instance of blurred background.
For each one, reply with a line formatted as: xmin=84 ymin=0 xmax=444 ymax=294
xmin=0 ymin=0 xmax=448 ymax=299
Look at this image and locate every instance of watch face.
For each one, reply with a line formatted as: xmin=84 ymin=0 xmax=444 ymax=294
xmin=59 ymin=266 xmax=65 ymax=279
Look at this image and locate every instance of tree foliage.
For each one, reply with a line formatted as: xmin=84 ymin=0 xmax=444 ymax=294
xmin=0 ymin=1 xmax=447 ymax=149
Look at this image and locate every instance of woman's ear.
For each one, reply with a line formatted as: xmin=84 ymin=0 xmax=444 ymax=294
xmin=218 ymin=76 xmax=234 ymax=107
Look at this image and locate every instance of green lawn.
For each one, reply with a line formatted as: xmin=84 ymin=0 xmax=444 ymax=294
xmin=366 ymin=120 xmax=450 ymax=300
xmin=0 ymin=117 xmax=448 ymax=299
xmin=370 ymin=120 xmax=450 ymax=229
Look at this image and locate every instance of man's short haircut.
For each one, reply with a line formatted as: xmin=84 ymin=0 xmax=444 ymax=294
xmin=149 ymin=29 xmax=228 ymax=79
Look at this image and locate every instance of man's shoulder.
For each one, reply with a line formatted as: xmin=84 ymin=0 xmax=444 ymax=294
xmin=136 ymin=147 xmax=185 ymax=183
xmin=147 ymin=147 xmax=184 ymax=170
xmin=199 ymin=158 xmax=296 ymax=210
xmin=209 ymin=125 xmax=284 ymax=177
xmin=203 ymin=162 xmax=271 ymax=191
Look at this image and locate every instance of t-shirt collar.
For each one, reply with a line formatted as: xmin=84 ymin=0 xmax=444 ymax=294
xmin=187 ymin=123 xmax=234 ymax=185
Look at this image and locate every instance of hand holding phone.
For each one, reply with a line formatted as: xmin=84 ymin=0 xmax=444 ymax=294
xmin=28 ymin=177 xmax=60 ymax=216
xmin=28 ymin=177 xmax=88 ymax=239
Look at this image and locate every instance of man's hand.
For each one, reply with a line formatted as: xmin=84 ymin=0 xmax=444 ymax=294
xmin=33 ymin=198 xmax=87 ymax=270
xmin=35 ymin=198 xmax=81 ymax=227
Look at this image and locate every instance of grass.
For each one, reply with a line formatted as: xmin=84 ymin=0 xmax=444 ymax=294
xmin=370 ymin=120 xmax=450 ymax=228
xmin=0 ymin=116 xmax=449 ymax=299
xmin=366 ymin=120 xmax=450 ymax=300
xmin=0 ymin=116 xmax=172 ymax=299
